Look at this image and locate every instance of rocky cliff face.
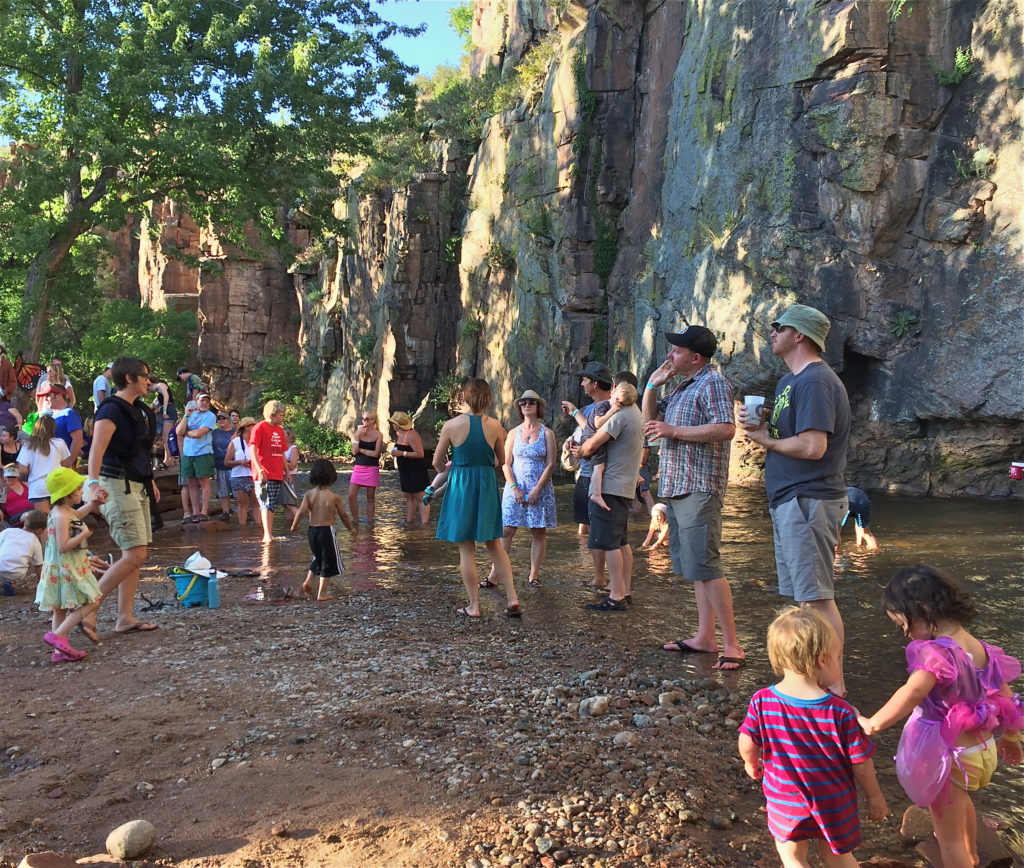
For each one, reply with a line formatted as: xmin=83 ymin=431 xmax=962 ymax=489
xmin=138 ymin=202 xmax=301 ymax=408
xmin=142 ymin=0 xmax=1023 ymax=497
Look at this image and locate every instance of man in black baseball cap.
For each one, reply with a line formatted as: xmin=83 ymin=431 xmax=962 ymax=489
xmin=642 ymin=325 xmax=744 ymax=668
xmin=664 ymin=325 xmax=718 ymax=357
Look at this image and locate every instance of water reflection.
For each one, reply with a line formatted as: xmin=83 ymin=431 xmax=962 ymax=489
xmin=146 ymin=469 xmax=1023 ymax=836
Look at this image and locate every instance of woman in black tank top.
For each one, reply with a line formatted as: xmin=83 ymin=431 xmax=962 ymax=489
xmin=348 ymin=410 xmax=383 ymax=523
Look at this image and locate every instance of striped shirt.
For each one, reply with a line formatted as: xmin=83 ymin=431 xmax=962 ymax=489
xmin=656 ymin=364 xmax=733 ymax=497
xmin=739 ymin=687 xmax=875 ymax=854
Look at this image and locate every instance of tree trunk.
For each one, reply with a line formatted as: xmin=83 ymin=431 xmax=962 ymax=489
xmin=22 ymin=229 xmax=82 ymax=359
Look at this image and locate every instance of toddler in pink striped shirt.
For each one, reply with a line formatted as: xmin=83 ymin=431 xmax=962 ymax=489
xmin=738 ymin=608 xmax=887 ymax=867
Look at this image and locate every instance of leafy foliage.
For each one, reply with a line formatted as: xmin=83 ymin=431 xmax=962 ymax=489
xmin=286 ymin=409 xmax=351 ymax=457
xmin=887 ymin=0 xmax=914 ymax=21
xmin=250 ymin=346 xmax=314 ymax=408
xmin=935 ymin=47 xmax=973 ymax=85
xmin=449 ymin=2 xmax=474 ymax=54
xmin=890 ymin=311 xmax=919 ymax=338
xmin=0 ymin=0 xmax=420 ymax=350
xmin=248 ymin=346 xmax=349 ymax=455
xmin=952 ymin=145 xmax=995 ymax=180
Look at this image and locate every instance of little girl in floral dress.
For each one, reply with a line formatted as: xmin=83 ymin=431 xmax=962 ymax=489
xmin=37 ymin=468 xmax=104 ymax=663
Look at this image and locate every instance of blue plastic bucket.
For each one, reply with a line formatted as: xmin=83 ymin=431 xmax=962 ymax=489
xmin=168 ymin=567 xmax=209 ymax=607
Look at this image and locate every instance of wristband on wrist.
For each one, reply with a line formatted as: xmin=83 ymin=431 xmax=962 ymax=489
xmin=645 ymin=382 xmax=659 ymax=390
xmin=511 ymin=482 xmax=520 ymax=489
xmin=86 ymin=479 xmax=99 ymax=487
xmin=1002 ymin=732 xmax=1021 ymax=743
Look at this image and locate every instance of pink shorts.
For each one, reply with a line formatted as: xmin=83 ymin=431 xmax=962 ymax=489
xmin=350 ymin=464 xmax=380 ymax=487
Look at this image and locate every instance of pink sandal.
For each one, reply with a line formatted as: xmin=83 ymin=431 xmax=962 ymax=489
xmin=43 ymin=632 xmax=87 ymax=661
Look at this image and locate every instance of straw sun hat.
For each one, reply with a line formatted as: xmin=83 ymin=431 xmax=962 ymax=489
xmin=516 ymin=389 xmax=547 ymax=417
xmin=388 ymin=411 xmax=414 ymax=430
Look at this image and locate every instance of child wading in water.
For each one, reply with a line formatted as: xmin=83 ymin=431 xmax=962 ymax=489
xmin=638 ymin=502 xmax=670 ymax=550
xmin=37 ymin=468 xmax=106 ymax=662
xmin=857 ymin=565 xmax=1022 ymax=868
xmin=739 ymin=607 xmax=887 ymax=867
xmin=291 ymin=459 xmax=354 ymax=601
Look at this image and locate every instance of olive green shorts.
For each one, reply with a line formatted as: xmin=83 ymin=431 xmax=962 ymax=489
xmin=98 ymin=477 xmax=153 ymax=551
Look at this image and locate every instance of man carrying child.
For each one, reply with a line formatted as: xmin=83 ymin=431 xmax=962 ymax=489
xmin=577 ymin=378 xmax=644 ymax=612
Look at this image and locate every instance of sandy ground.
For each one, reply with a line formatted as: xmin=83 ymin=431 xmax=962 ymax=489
xmin=0 ymin=517 xmax=996 ymax=868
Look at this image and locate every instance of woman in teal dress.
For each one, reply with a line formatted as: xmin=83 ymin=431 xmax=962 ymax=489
xmin=434 ymin=378 xmax=521 ymax=618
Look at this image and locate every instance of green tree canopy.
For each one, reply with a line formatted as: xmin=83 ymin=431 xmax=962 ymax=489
xmin=0 ymin=0 xmax=419 ymax=355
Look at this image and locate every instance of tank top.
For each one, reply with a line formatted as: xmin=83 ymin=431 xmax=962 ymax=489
xmin=229 ymin=436 xmax=252 ymax=478
xmin=354 ymin=438 xmax=379 ymax=467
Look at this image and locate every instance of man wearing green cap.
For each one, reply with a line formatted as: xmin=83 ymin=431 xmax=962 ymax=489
xmin=741 ymin=303 xmax=851 ymax=696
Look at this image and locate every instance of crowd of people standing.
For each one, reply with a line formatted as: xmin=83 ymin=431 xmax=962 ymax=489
xmin=1 ymin=303 xmax=1020 ymax=868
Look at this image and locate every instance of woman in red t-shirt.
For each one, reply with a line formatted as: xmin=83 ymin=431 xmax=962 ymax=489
xmin=2 ymin=464 xmax=33 ymax=524
xmin=250 ymin=400 xmax=288 ymax=543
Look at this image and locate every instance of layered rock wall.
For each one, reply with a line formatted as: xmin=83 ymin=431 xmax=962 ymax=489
xmin=141 ymin=0 xmax=1023 ymax=497
xmin=138 ymin=202 xmax=301 ymax=408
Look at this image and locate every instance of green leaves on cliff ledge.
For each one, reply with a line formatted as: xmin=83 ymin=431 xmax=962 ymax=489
xmin=0 ymin=0 xmax=419 ymax=354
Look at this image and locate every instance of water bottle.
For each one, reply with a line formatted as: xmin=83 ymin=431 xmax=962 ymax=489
xmin=206 ymin=574 xmax=220 ymax=609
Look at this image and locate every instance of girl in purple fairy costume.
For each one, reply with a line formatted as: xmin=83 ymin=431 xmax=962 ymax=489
xmin=858 ymin=565 xmax=1021 ymax=868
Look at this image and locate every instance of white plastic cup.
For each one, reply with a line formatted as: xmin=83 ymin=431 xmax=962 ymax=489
xmin=744 ymin=395 xmax=766 ymax=426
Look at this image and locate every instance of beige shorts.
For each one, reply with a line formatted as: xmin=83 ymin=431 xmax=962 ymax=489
xmin=99 ymin=476 xmax=153 ymax=550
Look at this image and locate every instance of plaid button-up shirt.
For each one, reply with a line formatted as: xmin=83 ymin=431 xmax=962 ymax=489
xmin=656 ymin=364 xmax=733 ymax=497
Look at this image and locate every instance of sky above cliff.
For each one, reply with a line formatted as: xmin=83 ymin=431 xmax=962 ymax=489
xmin=379 ymin=0 xmax=466 ymax=76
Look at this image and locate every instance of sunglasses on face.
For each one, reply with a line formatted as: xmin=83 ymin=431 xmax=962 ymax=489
xmin=519 ymin=400 xmax=538 ymax=406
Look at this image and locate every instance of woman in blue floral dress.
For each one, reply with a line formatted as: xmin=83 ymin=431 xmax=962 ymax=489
xmin=483 ymin=389 xmax=557 ymax=587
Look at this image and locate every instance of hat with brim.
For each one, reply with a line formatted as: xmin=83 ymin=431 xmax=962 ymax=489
xmin=665 ymin=325 xmax=717 ymax=357
xmin=37 ymin=383 xmax=67 ymax=397
xmin=388 ymin=411 xmax=414 ymax=430
xmin=196 ymin=392 xmax=211 ymax=401
xmin=516 ymin=389 xmax=547 ymax=417
xmin=236 ymin=416 xmax=257 ymax=429
xmin=46 ymin=467 xmax=86 ymax=503
xmin=771 ymin=304 xmax=831 ymax=352
xmin=4 ymin=464 xmax=20 ymax=478
xmin=183 ymin=551 xmax=227 ymax=579
xmin=573 ymin=361 xmax=613 ymax=384
xmin=652 ymin=502 xmax=668 ymax=514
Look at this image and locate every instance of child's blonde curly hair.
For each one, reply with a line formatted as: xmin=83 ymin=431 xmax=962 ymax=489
xmin=766 ymin=606 xmax=836 ymax=678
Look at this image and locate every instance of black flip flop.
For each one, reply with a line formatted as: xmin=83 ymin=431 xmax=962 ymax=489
xmin=662 ymin=640 xmax=714 ymax=654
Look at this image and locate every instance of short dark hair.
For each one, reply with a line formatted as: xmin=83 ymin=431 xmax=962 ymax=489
xmin=614 ymin=371 xmax=638 ymax=387
xmin=309 ymin=458 xmax=337 ymax=487
xmin=110 ymin=357 xmax=150 ymax=390
xmin=22 ymin=509 xmax=48 ymax=531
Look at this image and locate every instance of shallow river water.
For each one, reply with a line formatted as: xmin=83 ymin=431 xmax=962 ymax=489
xmin=154 ymin=470 xmax=1024 ymax=846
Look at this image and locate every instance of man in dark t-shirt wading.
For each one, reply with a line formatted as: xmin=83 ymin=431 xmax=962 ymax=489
xmin=741 ymin=304 xmax=851 ymax=696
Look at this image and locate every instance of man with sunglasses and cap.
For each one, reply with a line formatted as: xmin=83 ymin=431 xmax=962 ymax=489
xmin=643 ymin=325 xmax=744 ymax=669
xmin=561 ymin=362 xmax=614 ymax=588
xmin=740 ymin=303 xmax=851 ymax=696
